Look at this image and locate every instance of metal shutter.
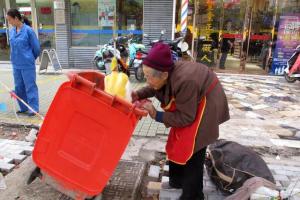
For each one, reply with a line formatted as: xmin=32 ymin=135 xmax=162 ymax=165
xmin=55 ymin=0 xmax=71 ymax=68
xmin=143 ymin=0 xmax=174 ymax=46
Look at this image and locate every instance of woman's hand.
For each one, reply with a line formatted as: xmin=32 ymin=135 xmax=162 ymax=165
xmin=142 ymin=102 xmax=157 ymax=119
xmin=131 ymin=91 xmax=139 ymax=103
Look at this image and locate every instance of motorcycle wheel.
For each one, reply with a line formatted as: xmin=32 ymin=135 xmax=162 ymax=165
xmin=96 ymin=63 xmax=105 ymax=71
xmin=94 ymin=57 xmax=105 ymax=71
xmin=135 ymin=65 xmax=145 ymax=82
xmin=284 ymin=72 xmax=297 ymax=83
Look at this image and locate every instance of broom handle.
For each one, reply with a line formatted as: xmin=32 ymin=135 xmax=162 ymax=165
xmin=0 ymin=80 xmax=44 ymax=120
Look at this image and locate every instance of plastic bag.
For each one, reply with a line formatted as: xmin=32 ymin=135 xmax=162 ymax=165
xmin=104 ymin=71 xmax=132 ymax=102
xmin=250 ymin=187 xmax=280 ymax=200
xmin=281 ymin=180 xmax=300 ymax=200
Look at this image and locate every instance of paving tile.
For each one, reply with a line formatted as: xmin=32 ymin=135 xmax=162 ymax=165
xmin=161 ymin=176 xmax=169 ymax=183
xmin=159 ymin=188 xmax=182 ymax=200
xmin=274 ymin=169 xmax=300 ymax=177
xmin=273 ymin=174 xmax=290 ymax=182
xmin=147 ymin=181 xmax=161 ymax=196
xmin=0 ymin=161 xmax=14 ymax=172
xmin=0 ymin=139 xmax=33 ymax=172
xmin=148 ymin=165 xmax=160 ymax=178
xmin=271 ymin=139 xmax=300 ymax=149
xmin=269 ymin=164 xmax=300 ymax=172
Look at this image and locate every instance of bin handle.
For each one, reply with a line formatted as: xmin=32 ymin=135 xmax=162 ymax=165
xmin=68 ymin=72 xmax=148 ymax=117
xmin=115 ymin=96 xmax=148 ymax=117
xmin=70 ymin=73 xmax=96 ymax=94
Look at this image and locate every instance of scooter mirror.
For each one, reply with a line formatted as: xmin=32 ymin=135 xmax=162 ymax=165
xmin=161 ymin=30 xmax=165 ymax=35
xmin=178 ymin=41 xmax=189 ymax=52
xmin=143 ymin=34 xmax=149 ymax=37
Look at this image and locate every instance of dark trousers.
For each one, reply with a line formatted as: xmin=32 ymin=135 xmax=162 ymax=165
xmin=219 ymin=53 xmax=228 ymax=69
xmin=169 ymin=147 xmax=207 ymax=200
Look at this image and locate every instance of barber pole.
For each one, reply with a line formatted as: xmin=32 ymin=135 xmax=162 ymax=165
xmin=181 ymin=0 xmax=188 ymax=35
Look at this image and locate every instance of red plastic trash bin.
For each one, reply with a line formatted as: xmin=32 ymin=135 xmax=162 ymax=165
xmin=32 ymin=71 xmax=147 ymax=199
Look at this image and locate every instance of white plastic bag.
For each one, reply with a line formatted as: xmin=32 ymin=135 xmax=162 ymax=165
xmin=281 ymin=180 xmax=300 ymax=200
xmin=250 ymin=186 xmax=279 ymax=200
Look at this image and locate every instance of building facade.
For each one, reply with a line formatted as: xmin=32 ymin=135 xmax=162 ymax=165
xmin=0 ymin=0 xmax=175 ymax=68
xmin=1 ymin=0 xmax=299 ymax=73
xmin=180 ymin=0 xmax=300 ymax=73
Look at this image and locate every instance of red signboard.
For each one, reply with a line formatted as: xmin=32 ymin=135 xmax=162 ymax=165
xmin=22 ymin=11 xmax=31 ymax=16
xmin=222 ymin=33 xmax=242 ymax=39
xmin=40 ymin=7 xmax=52 ymax=14
xmin=250 ymin=34 xmax=271 ymax=41
xmin=223 ymin=34 xmax=271 ymax=41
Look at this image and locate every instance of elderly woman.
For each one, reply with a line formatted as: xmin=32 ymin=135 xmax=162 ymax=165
xmin=132 ymin=43 xmax=230 ymax=200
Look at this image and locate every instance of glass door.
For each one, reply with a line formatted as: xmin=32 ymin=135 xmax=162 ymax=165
xmin=0 ymin=2 xmax=10 ymax=61
xmin=244 ymin=0 xmax=275 ymax=73
xmin=36 ymin=0 xmax=55 ymax=50
xmin=218 ymin=0 xmax=246 ymax=71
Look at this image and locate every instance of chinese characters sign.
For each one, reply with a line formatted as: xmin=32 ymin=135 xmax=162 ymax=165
xmin=98 ymin=0 xmax=116 ymax=27
xmin=272 ymin=15 xmax=300 ymax=75
xmin=198 ymin=0 xmax=214 ymax=67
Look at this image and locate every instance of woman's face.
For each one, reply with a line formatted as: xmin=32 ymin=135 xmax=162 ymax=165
xmin=6 ymin=15 xmax=19 ymax=27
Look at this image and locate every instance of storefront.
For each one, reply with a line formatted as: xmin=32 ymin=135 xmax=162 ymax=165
xmin=0 ymin=0 xmax=175 ymax=68
xmin=0 ymin=0 xmax=55 ymax=62
xmin=179 ymin=0 xmax=300 ymax=74
xmin=3 ymin=0 xmax=297 ymax=72
xmin=68 ymin=0 xmax=174 ymax=68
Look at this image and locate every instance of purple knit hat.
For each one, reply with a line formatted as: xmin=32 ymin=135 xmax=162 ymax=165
xmin=142 ymin=43 xmax=174 ymax=72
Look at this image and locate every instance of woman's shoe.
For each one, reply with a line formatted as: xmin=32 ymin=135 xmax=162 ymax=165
xmin=16 ymin=110 xmax=27 ymax=114
xmin=27 ymin=112 xmax=36 ymax=117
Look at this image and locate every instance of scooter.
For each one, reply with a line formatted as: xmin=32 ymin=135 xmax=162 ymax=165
xmin=284 ymin=45 xmax=300 ymax=83
xmin=93 ymin=37 xmax=129 ymax=75
xmin=170 ymin=36 xmax=192 ymax=61
xmin=129 ymin=49 xmax=148 ymax=81
xmin=127 ymin=35 xmax=147 ymax=81
xmin=127 ymin=31 xmax=166 ymax=81
xmin=130 ymin=30 xmax=192 ymax=81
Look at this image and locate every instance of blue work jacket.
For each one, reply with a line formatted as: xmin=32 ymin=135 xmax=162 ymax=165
xmin=9 ymin=24 xmax=41 ymax=69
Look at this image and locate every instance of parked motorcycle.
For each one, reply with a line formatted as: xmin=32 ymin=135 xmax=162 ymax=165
xmin=93 ymin=36 xmax=128 ymax=75
xmin=127 ymin=35 xmax=147 ymax=81
xmin=284 ymin=45 xmax=300 ymax=83
xmin=126 ymin=31 xmax=166 ymax=81
xmin=132 ymin=31 xmax=192 ymax=81
xmin=93 ymin=30 xmax=192 ymax=81
xmin=129 ymin=49 xmax=148 ymax=81
xmin=169 ymin=36 xmax=192 ymax=61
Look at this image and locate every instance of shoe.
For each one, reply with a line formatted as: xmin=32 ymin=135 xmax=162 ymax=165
xmin=27 ymin=112 xmax=36 ymax=117
xmin=16 ymin=110 xmax=27 ymax=114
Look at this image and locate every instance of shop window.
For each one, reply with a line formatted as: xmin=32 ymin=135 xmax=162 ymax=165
xmin=36 ymin=0 xmax=55 ymax=50
xmin=71 ymin=0 xmax=143 ymax=47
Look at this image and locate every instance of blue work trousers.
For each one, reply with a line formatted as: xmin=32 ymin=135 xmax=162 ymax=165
xmin=12 ymin=68 xmax=39 ymax=113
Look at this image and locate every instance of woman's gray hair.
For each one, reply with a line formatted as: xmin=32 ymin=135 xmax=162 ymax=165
xmin=149 ymin=67 xmax=164 ymax=78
